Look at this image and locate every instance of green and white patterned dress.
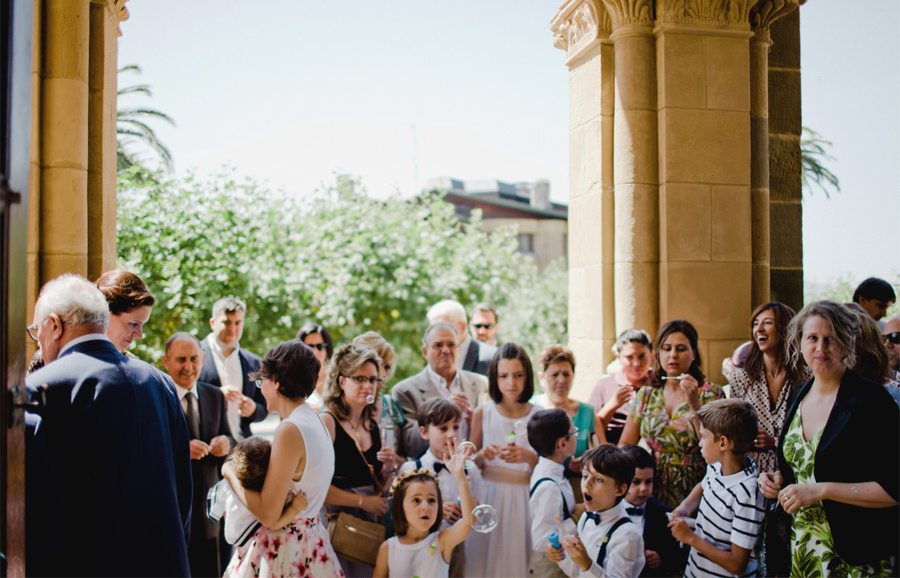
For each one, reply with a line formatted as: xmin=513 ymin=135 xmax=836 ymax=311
xmin=783 ymin=410 xmax=892 ymax=577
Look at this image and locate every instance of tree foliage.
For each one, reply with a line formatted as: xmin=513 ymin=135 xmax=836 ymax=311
xmin=117 ymin=168 xmax=568 ymax=383
xmin=800 ymin=127 xmax=840 ymax=198
xmin=117 ymin=65 xmax=175 ymax=174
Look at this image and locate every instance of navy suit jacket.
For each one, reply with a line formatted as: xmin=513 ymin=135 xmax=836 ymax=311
xmin=190 ymin=381 xmax=235 ymax=540
xmin=26 ymin=338 xmax=192 ymax=577
xmin=639 ymin=497 xmax=688 ymax=577
xmin=198 ymin=338 xmax=267 ymax=438
xmin=462 ymin=338 xmax=496 ymax=376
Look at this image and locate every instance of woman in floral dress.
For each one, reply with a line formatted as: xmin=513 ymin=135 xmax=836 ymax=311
xmin=618 ymin=319 xmax=724 ymax=508
xmin=759 ymin=301 xmax=899 ymax=577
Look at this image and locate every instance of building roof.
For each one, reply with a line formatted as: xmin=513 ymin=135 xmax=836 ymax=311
xmin=422 ymin=176 xmax=568 ymax=221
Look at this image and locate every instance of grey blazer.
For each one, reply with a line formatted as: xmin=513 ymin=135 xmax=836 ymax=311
xmin=392 ymin=367 xmax=487 ymax=459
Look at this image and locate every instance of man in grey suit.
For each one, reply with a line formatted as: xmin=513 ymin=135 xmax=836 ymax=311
xmin=427 ymin=299 xmax=497 ymax=376
xmin=392 ymin=322 xmax=487 ymax=459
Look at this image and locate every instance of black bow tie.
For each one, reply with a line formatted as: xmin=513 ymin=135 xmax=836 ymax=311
xmin=626 ymin=507 xmax=644 ymax=516
xmin=432 ymin=461 xmax=445 ymax=474
xmin=585 ymin=511 xmax=601 ymax=525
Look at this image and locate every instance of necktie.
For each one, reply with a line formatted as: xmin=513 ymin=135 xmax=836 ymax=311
xmin=585 ymin=511 xmax=601 ymax=525
xmin=626 ymin=507 xmax=644 ymax=516
xmin=185 ymin=391 xmax=201 ymax=440
xmin=432 ymin=461 xmax=445 ymax=474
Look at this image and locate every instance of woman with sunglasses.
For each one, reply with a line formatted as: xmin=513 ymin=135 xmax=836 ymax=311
xmin=321 ymin=344 xmax=398 ymax=578
xmin=296 ymin=323 xmax=334 ymax=410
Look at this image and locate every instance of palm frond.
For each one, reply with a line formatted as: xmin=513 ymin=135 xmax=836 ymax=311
xmin=116 ymin=64 xmax=175 ymax=173
xmin=800 ymin=127 xmax=840 ymax=199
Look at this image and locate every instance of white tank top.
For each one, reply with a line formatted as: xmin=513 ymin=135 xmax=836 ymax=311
xmin=387 ymin=532 xmax=448 ymax=578
xmin=281 ymin=402 xmax=335 ymax=518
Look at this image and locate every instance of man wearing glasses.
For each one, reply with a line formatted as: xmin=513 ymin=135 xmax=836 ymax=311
xmin=885 ymin=316 xmax=900 ymax=381
xmin=392 ymin=322 xmax=488 ymax=459
xmin=199 ymin=296 xmax=267 ymax=441
xmin=427 ymin=299 xmax=497 ymax=376
xmin=25 ymin=274 xmax=192 ymax=576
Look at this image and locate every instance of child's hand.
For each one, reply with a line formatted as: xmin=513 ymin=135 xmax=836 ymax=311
xmin=480 ymin=443 xmax=502 ymax=462
xmin=560 ymin=535 xmax=591 ymax=571
xmin=671 ymin=502 xmax=693 ymax=519
xmin=443 ymin=438 xmax=468 ymax=478
xmin=668 ymin=518 xmax=696 ymax=546
xmin=499 ymin=445 xmax=531 ymax=464
xmin=545 ymin=543 xmax=565 ymax=563
xmin=291 ymin=490 xmax=308 ymax=512
xmin=645 ymin=550 xmax=661 ymax=569
xmin=189 ymin=439 xmax=211 ymax=460
xmin=443 ymin=502 xmax=462 ymax=524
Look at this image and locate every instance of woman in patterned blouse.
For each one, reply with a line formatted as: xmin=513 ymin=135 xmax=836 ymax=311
xmin=728 ymin=302 xmax=809 ymax=474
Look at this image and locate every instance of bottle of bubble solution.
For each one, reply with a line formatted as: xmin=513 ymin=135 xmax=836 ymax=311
xmin=549 ymin=531 xmax=565 ymax=560
xmin=379 ymin=400 xmax=396 ymax=450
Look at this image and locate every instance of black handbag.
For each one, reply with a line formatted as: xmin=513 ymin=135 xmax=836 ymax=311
xmin=759 ymin=498 xmax=792 ymax=577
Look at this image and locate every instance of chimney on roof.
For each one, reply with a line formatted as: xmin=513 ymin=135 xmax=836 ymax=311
xmin=530 ymin=179 xmax=551 ymax=210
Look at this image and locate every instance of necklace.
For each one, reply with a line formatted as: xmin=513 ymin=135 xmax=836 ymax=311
xmin=348 ymin=417 xmax=363 ymax=441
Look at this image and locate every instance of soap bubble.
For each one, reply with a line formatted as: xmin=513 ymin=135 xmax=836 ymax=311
xmin=457 ymin=441 xmax=477 ymax=470
xmin=513 ymin=421 xmax=527 ymax=436
xmin=470 ymin=504 xmax=500 ymax=533
xmin=366 ymin=394 xmax=375 ymax=405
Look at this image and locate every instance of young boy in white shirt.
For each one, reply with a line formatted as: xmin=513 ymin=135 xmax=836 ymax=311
xmin=668 ymin=398 xmax=766 ymax=578
xmin=527 ymin=409 xmax=586 ymax=577
xmin=547 ymin=444 xmax=645 ymax=578
xmin=396 ymin=397 xmax=481 ymax=577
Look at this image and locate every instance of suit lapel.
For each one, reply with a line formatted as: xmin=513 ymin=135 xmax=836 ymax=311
xmin=816 ymin=371 xmax=856 ymax=460
xmin=462 ymin=340 xmax=478 ymax=373
xmin=196 ymin=384 xmax=212 ymax=442
xmin=459 ymin=372 xmax=478 ymax=405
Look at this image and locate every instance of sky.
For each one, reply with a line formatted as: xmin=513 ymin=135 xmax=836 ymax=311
xmin=117 ymin=0 xmax=899 ymax=287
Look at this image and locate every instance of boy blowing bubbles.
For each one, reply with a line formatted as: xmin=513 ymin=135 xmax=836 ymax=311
xmin=668 ymin=399 xmax=765 ymax=578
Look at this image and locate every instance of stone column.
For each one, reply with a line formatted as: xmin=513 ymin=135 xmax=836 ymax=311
xmin=654 ymin=0 xmax=757 ymax=378
xmin=551 ymin=0 xmax=616 ymax=397
xmin=749 ymin=0 xmax=800 ymax=309
xmin=601 ymin=0 xmax=660 ymax=344
xmin=40 ymin=0 xmax=92 ymax=279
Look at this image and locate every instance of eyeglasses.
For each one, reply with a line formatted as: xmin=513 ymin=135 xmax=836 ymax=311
xmin=255 ymin=379 xmax=264 ymax=388
xmin=306 ymin=343 xmax=328 ymax=351
xmin=472 ymin=323 xmax=495 ymax=330
xmin=26 ymin=316 xmax=52 ymax=342
xmin=885 ymin=332 xmax=900 ymax=345
xmin=344 ymin=375 xmax=385 ymax=387
xmin=428 ymin=342 xmax=458 ymax=351
xmin=563 ymin=427 xmax=580 ymax=440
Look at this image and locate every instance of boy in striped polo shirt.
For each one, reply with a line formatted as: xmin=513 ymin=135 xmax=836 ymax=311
xmin=668 ymin=399 xmax=766 ymax=578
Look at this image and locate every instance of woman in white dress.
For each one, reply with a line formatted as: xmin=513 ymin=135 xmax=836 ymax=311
xmin=468 ymin=343 xmax=542 ymax=578
xmin=222 ymin=340 xmax=344 ymax=578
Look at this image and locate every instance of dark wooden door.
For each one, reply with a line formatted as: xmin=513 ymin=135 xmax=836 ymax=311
xmin=1 ymin=0 xmax=33 ymax=574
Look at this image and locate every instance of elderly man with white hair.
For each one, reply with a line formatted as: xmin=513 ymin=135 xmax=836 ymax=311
xmin=25 ymin=274 xmax=192 ymax=577
xmin=427 ymin=299 xmax=497 ymax=376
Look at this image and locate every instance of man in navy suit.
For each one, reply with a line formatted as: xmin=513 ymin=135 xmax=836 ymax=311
xmin=198 ymin=296 xmax=267 ymax=440
xmin=25 ymin=274 xmax=192 ymax=577
xmin=163 ymin=332 xmax=234 ymax=578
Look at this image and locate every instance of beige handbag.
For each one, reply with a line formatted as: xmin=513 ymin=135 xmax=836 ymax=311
xmin=327 ymin=510 xmax=386 ymax=567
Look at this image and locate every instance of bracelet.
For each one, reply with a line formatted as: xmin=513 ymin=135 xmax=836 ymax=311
xmin=358 ymin=495 xmax=363 ymax=508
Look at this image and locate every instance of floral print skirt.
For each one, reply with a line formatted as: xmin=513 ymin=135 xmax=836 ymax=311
xmin=784 ymin=411 xmax=892 ymax=578
xmin=224 ymin=514 xmax=345 ymax=578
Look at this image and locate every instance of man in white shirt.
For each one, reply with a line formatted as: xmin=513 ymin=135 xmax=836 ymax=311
xmin=162 ymin=332 xmax=234 ymax=578
xmin=392 ymin=322 xmax=487 ymax=459
xmin=427 ymin=299 xmax=497 ymax=376
xmin=198 ymin=296 xmax=267 ymax=440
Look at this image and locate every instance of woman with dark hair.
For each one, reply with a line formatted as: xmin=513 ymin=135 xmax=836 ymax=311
xmin=95 ymin=270 xmax=155 ymax=353
xmin=469 ymin=343 xmax=541 ymax=578
xmin=729 ymin=302 xmax=810 ymax=474
xmin=618 ymin=320 xmax=724 ymax=508
xmin=759 ymin=301 xmax=899 ymax=577
xmin=588 ymin=328 xmax=654 ymax=445
xmin=321 ymin=344 xmax=398 ymax=578
xmin=221 ymin=340 xmax=344 ymax=577
xmin=296 ymin=323 xmax=334 ymax=410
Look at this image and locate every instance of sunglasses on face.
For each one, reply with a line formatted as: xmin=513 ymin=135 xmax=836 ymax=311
xmin=306 ymin=343 xmax=327 ymax=351
xmin=885 ymin=332 xmax=900 ymax=345
xmin=472 ymin=323 xmax=495 ymax=330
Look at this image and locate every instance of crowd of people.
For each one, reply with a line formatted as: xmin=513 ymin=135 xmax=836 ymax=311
xmin=22 ymin=271 xmax=899 ymax=578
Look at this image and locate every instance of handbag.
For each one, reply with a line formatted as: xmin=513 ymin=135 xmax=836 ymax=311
xmin=759 ymin=498 xmax=792 ymax=577
xmin=325 ymin=413 xmax=387 ymax=567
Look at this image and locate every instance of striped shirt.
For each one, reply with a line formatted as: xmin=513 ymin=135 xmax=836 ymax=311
xmin=685 ymin=459 xmax=765 ymax=578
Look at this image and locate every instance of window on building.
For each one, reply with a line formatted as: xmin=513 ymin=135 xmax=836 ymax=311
xmin=517 ymin=233 xmax=534 ymax=254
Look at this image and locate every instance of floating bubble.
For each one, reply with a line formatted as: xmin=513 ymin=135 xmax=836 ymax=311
xmin=366 ymin=394 xmax=376 ymax=405
xmin=513 ymin=421 xmax=527 ymax=436
xmin=470 ymin=504 xmax=500 ymax=533
xmin=457 ymin=441 xmax=477 ymax=470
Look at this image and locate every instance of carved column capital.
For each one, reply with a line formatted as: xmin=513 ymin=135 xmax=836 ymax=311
xmin=655 ymin=0 xmax=760 ymax=31
xmin=551 ymin=0 xmax=613 ymax=65
xmin=750 ymin=0 xmax=800 ymax=43
xmin=599 ymin=0 xmax=655 ymax=32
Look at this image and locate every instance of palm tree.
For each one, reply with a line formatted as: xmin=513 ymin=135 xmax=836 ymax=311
xmin=117 ymin=65 xmax=175 ymax=173
xmin=800 ymin=127 xmax=840 ymax=198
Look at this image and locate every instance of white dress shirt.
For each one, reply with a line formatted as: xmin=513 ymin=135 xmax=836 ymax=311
xmin=205 ymin=335 xmax=243 ymax=439
xmin=530 ymin=457 xmax=578 ymax=554
xmin=559 ymin=501 xmax=645 ymax=578
xmin=623 ymin=500 xmax=646 ymax=533
xmin=174 ymin=384 xmax=200 ymax=425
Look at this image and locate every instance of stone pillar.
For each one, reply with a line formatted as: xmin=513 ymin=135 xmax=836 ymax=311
xmin=551 ymin=0 xmax=616 ymax=398
xmin=749 ymin=1 xmax=800 ymax=309
xmin=654 ymin=1 xmax=759 ymax=378
xmin=766 ymin=7 xmax=803 ymax=311
xmin=601 ymin=0 xmax=660 ymax=344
